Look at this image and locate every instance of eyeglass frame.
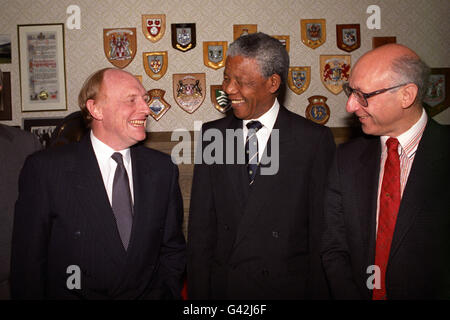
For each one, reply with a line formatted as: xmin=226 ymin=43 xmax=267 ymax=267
xmin=342 ymin=82 xmax=410 ymax=107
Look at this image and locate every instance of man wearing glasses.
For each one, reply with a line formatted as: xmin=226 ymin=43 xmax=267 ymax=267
xmin=321 ymin=44 xmax=450 ymax=299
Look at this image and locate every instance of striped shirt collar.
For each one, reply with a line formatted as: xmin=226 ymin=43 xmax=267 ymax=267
xmin=380 ymin=108 xmax=428 ymax=157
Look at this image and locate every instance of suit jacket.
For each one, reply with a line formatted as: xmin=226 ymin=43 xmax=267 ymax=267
xmin=321 ymin=118 xmax=450 ymax=299
xmin=0 ymin=125 xmax=41 ymax=299
xmin=11 ymin=133 xmax=186 ymax=299
xmin=187 ymin=105 xmax=335 ymax=299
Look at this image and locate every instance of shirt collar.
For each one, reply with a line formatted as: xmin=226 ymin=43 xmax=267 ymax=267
xmin=380 ymin=108 xmax=428 ymax=156
xmin=242 ymin=98 xmax=280 ymax=131
xmin=90 ymin=131 xmax=131 ymax=166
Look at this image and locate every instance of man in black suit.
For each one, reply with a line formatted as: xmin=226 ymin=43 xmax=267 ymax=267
xmin=187 ymin=32 xmax=335 ymax=299
xmin=321 ymin=44 xmax=450 ymax=299
xmin=11 ymin=68 xmax=186 ymax=299
xmin=0 ymin=68 xmax=42 ymax=299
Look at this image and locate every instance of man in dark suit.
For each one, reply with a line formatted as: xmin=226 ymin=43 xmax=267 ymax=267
xmin=0 ymin=124 xmax=41 ymax=300
xmin=11 ymin=68 xmax=186 ymax=299
xmin=321 ymin=44 xmax=450 ymax=299
xmin=0 ymin=69 xmax=42 ymax=299
xmin=187 ymin=32 xmax=335 ymax=299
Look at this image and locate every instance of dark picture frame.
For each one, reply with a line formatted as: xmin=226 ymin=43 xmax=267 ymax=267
xmin=23 ymin=117 xmax=63 ymax=148
xmin=0 ymin=71 xmax=12 ymax=120
xmin=0 ymin=34 xmax=12 ymax=64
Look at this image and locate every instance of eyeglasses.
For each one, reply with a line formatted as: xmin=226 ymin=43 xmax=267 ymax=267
xmin=342 ymin=82 xmax=409 ymax=107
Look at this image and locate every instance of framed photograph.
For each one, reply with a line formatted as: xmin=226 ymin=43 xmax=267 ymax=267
xmin=23 ymin=117 xmax=63 ymax=148
xmin=423 ymin=67 xmax=449 ymax=117
xmin=0 ymin=34 xmax=12 ymax=64
xmin=0 ymin=71 xmax=12 ymax=120
xmin=18 ymin=24 xmax=67 ymax=112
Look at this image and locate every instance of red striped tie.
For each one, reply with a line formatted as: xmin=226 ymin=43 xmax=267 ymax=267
xmin=373 ymin=137 xmax=401 ymax=300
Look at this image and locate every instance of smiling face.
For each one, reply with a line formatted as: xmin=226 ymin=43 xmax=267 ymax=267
xmin=222 ymin=55 xmax=280 ymax=120
xmin=87 ymin=69 xmax=150 ymax=150
xmin=345 ymin=45 xmax=421 ymax=137
xmin=346 ymin=59 xmax=404 ymax=137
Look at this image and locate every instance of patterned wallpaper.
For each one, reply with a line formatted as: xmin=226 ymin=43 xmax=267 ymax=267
xmin=0 ymin=0 xmax=449 ymax=131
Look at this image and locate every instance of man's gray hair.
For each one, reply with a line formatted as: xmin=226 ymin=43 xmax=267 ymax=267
xmin=227 ymin=32 xmax=289 ymax=90
xmin=390 ymin=55 xmax=430 ymax=103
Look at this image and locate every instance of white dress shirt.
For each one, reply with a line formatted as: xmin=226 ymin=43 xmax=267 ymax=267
xmin=242 ymin=98 xmax=280 ymax=162
xmin=376 ymin=108 xmax=428 ymax=230
xmin=90 ymin=131 xmax=134 ymax=206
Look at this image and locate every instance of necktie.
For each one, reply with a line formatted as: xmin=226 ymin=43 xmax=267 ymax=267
xmin=373 ymin=137 xmax=401 ymax=300
xmin=111 ymin=152 xmax=133 ymax=250
xmin=245 ymin=121 xmax=263 ymax=186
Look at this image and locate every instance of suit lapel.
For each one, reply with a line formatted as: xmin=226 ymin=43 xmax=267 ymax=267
xmin=389 ymin=120 xmax=442 ymax=259
xmin=223 ymin=116 xmax=249 ymax=209
xmin=356 ymin=137 xmax=381 ymax=266
xmin=233 ymin=106 xmax=293 ymax=248
xmin=110 ymin=144 xmax=161 ymax=291
xmin=69 ymin=135 xmax=126 ymax=265
xmin=125 ymin=145 xmax=160 ymax=254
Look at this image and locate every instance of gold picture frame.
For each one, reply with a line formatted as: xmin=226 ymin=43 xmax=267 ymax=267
xmin=18 ymin=24 xmax=67 ymax=112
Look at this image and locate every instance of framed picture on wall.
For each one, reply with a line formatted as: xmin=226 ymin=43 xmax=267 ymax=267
xmin=23 ymin=117 xmax=63 ymax=148
xmin=18 ymin=23 xmax=67 ymax=112
xmin=0 ymin=71 xmax=12 ymax=120
xmin=0 ymin=34 xmax=12 ymax=64
xmin=423 ymin=68 xmax=449 ymax=117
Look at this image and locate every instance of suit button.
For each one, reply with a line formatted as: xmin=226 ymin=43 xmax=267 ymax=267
xmin=224 ymin=224 xmax=229 ymax=230
xmin=262 ymin=269 xmax=269 ymax=276
xmin=74 ymin=231 xmax=81 ymax=239
xmin=272 ymin=231 xmax=279 ymax=238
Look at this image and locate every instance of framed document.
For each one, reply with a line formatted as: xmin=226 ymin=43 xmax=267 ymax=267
xmin=18 ymin=24 xmax=67 ymax=112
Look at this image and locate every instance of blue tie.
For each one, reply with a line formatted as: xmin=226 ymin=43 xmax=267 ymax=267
xmin=111 ymin=152 xmax=133 ymax=250
xmin=245 ymin=121 xmax=263 ymax=186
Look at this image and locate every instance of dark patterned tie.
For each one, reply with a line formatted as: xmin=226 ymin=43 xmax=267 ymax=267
xmin=245 ymin=121 xmax=263 ymax=186
xmin=111 ymin=152 xmax=133 ymax=250
xmin=373 ymin=138 xmax=401 ymax=300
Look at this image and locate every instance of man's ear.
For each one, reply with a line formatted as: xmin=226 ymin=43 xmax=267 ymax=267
xmin=86 ymin=99 xmax=103 ymax=120
xmin=401 ymin=83 xmax=419 ymax=109
xmin=268 ymin=74 xmax=281 ymax=94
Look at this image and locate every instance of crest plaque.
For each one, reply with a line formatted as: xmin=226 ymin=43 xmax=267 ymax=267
xmin=210 ymin=85 xmax=231 ymax=113
xmin=147 ymin=89 xmax=171 ymax=121
xmin=171 ymin=23 xmax=196 ymax=52
xmin=287 ymin=66 xmax=310 ymax=95
xmin=143 ymin=51 xmax=168 ymax=80
xmin=142 ymin=14 xmax=166 ymax=43
xmin=336 ymin=24 xmax=360 ymax=52
xmin=272 ymin=35 xmax=290 ymax=53
xmin=233 ymin=24 xmax=257 ymax=40
xmin=203 ymin=41 xmax=227 ymax=70
xmin=372 ymin=36 xmax=396 ymax=49
xmin=320 ymin=55 xmax=351 ymax=95
xmin=173 ymin=73 xmax=206 ymax=113
xmin=103 ymin=28 xmax=136 ymax=69
xmin=306 ymin=95 xmax=330 ymax=125
xmin=423 ymin=68 xmax=450 ymax=117
xmin=301 ymin=19 xmax=326 ymax=49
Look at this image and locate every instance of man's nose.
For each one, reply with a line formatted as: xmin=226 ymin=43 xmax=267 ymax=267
xmin=222 ymin=79 xmax=238 ymax=95
xmin=345 ymin=94 xmax=361 ymax=113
